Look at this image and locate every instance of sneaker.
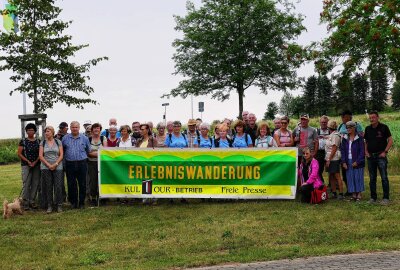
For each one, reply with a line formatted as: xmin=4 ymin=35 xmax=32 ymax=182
xmin=380 ymin=199 xmax=390 ymax=205
xmin=46 ymin=207 xmax=53 ymax=214
xmin=368 ymin=198 xmax=377 ymax=204
xmin=337 ymin=194 xmax=344 ymax=200
xmin=57 ymin=206 xmax=63 ymax=213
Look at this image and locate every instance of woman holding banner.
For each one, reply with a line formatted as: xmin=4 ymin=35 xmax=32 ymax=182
xmin=232 ymin=120 xmax=253 ymax=148
xmin=116 ymin=125 xmax=136 ymax=147
xmin=274 ymin=116 xmax=293 ymax=147
xmin=214 ymin=124 xmax=233 ymax=148
xmin=136 ymin=124 xmax=157 ymax=148
xmin=105 ymin=125 xmax=118 ymax=147
xmin=164 ymin=121 xmax=188 ymax=148
xmin=198 ymin=123 xmax=214 ymax=148
xmin=255 ymin=122 xmax=277 ymax=148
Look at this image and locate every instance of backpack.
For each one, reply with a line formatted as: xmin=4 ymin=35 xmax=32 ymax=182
xmin=310 ymin=185 xmax=328 ymax=204
xmin=232 ymin=132 xmax=249 ymax=147
xmin=42 ymin=139 xmax=60 ymax=148
xmin=168 ymin=133 xmax=188 ymax=147
xmin=276 ymin=129 xmax=292 ymax=143
xmin=214 ymin=137 xmax=233 ymax=148
xmin=89 ymin=136 xmax=105 ymax=145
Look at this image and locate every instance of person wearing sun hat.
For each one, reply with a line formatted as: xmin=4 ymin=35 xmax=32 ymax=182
xmin=340 ymin=121 xmax=365 ymax=202
xmin=185 ymin=119 xmax=199 ymax=148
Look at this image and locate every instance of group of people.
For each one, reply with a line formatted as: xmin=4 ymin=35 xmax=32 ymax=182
xmin=17 ymin=109 xmax=393 ymax=213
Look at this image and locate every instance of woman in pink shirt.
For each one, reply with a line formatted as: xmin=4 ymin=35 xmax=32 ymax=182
xmin=299 ymin=147 xmax=324 ymax=203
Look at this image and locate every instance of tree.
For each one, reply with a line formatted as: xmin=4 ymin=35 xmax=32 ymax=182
xmin=370 ymin=67 xmax=389 ymax=112
xmin=0 ymin=0 xmax=108 ymax=114
xmin=166 ymin=0 xmax=305 ymax=118
xmin=352 ymin=73 xmax=369 ymax=114
xmin=316 ymin=75 xmax=333 ymax=116
xmin=392 ymin=81 xmax=400 ymax=109
xmin=335 ymin=74 xmax=353 ymax=113
xmin=303 ymin=76 xmax=317 ymax=116
xmin=319 ymin=0 xmax=400 ymax=79
xmin=290 ymin=95 xmax=304 ymax=119
xmin=264 ymin=102 xmax=278 ymax=120
xmin=279 ymin=92 xmax=293 ymax=117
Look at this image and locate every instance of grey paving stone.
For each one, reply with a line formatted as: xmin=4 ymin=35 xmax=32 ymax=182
xmin=188 ymin=251 xmax=400 ymax=270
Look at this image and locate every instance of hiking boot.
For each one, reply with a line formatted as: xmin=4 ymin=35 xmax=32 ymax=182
xmin=380 ymin=199 xmax=390 ymax=206
xmin=368 ymin=198 xmax=377 ymax=204
xmin=57 ymin=206 xmax=63 ymax=213
xmin=46 ymin=206 xmax=53 ymax=214
xmin=337 ymin=194 xmax=344 ymax=200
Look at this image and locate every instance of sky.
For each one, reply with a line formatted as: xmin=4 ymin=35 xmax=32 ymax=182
xmin=0 ymin=0 xmax=327 ymax=138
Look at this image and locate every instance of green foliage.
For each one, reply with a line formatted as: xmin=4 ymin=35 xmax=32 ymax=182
xmin=167 ymin=0 xmax=306 ymax=118
xmin=0 ymin=139 xmax=19 ymax=164
xmin=335 ymin=74 xmax=353 ymax=113
xmin=303 ymin=75 xmax=317 ymax=116
xmin=0 ymin=0 xmax=108 ymax=113
xmin=392 ymin=81 xmax=400 ymax=109
xmin=280 ymin=92 xmax=304 ymax=118
xmin=316 ymin=75 xmax=333 ymax=115
xmin=319 ymin=0 xmax=400 ymax=78
xmin=370 ymin=67 xmax=389 ymax=112
xmin=264 ymin=102 xmax=279 ymax=120
xmin=352 ymin=73 xmax=369 ymax=114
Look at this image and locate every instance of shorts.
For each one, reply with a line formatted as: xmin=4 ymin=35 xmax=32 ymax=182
xmin=326 ymin=160 xmax=340 ymax=174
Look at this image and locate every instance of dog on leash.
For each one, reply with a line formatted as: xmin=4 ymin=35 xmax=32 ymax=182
xmin=3 ymin=198 xmax=23 ymax=219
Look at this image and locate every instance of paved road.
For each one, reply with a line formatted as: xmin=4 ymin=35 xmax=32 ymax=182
xmin=189 ymin=251 xmax=400 ymax=270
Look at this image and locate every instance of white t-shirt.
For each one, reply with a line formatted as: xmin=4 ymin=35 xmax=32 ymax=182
xmin=118 ymin=137 xmax=135 ymax=147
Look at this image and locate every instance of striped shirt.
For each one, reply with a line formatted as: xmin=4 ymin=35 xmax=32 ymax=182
xmin=62 ymin=133 xmax=90 ymax=161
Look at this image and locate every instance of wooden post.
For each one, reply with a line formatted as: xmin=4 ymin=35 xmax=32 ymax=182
xmin=18 ymin=114 xmax=47 ymax=139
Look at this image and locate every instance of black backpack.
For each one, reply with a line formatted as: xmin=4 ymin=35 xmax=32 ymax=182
xmin=214 ymin=137 xmax=233 ymax=148
xmin=168 ymin=133 xmax=188 ymax=147
xmin=42 ymin=139 xmax=60 ymax=148
xmin=232 ymin=132 xmax=249 ymax=146
xmin=89 ymin=136 xmax=105 ymax=145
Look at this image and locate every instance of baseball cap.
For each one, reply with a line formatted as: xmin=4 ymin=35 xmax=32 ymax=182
xmin=83 ymin=120 xmax=92 ymax=126
xmin=300 ymin=114 xmax=309 ymax=120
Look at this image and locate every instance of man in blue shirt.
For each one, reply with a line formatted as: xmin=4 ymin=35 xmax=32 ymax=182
xmin=101 ymin=118 xmax=121 ymax=139
xmin=62 ymin=121 xmax=91 ymax=209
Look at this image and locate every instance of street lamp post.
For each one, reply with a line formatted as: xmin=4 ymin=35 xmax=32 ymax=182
xmin=162 ymin=103 xmax=169 ymax=125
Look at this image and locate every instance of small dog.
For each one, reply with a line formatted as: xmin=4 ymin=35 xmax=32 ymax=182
xmin=3 ymin=198 xmax=23 ymax=219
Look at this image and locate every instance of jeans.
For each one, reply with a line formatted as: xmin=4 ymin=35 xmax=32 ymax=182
xmin=66 ymin=160 xmax=88 ymax=207
xmin=368 ymin=157 xmax=390 ymax=200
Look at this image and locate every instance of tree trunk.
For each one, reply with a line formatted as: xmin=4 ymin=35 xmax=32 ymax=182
xmin=33 ymin=87 xmax=38 ymax=114
xmin=237 ymin=82 xmax=244 ymax=120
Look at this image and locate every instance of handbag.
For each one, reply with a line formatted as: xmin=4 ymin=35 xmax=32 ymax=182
xmin=310 ymin=185 xmax=328 ymax=204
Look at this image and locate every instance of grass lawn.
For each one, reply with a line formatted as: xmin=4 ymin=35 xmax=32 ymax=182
xmin=1 ymin=163 xmax=400 ymax=270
